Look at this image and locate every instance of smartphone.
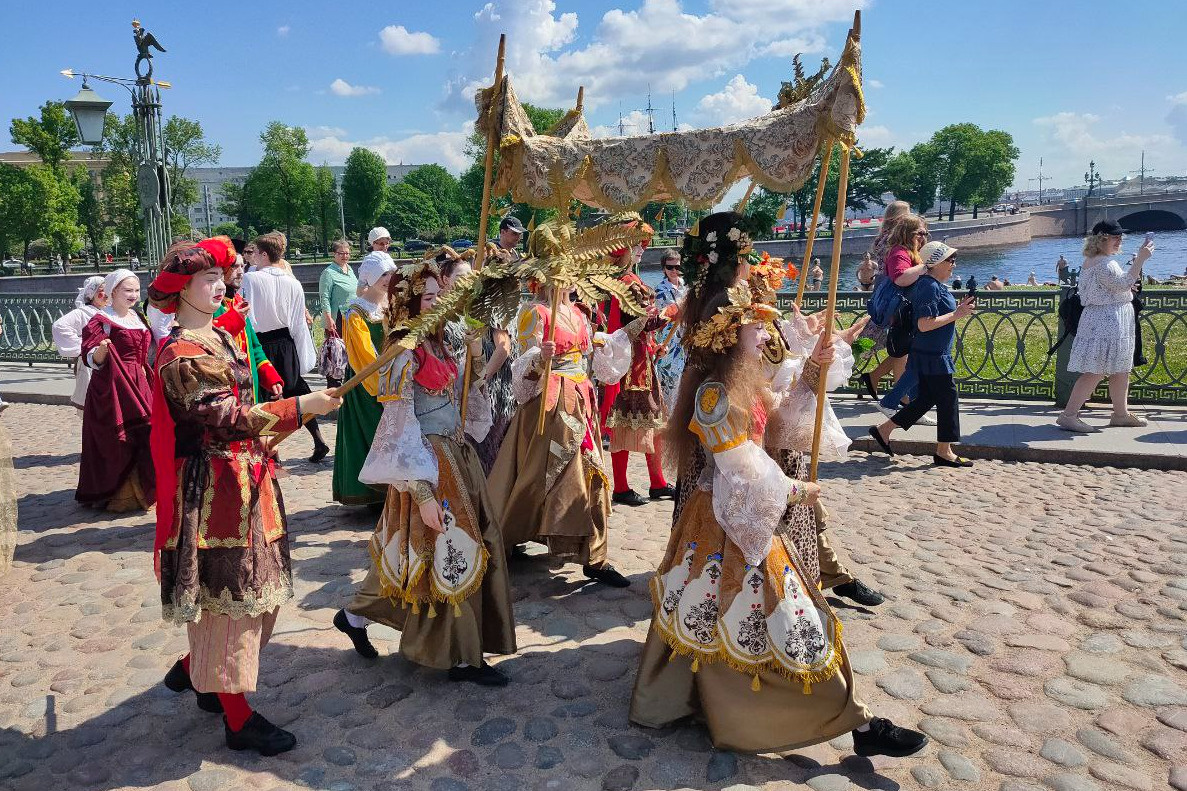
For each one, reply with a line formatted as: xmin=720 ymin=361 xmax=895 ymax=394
xmin=1145 ymin=231 xmax=1155 ymax=245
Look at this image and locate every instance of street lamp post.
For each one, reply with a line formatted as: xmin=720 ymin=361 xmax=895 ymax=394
xmin=62 ymin=19 xmax=172 ymax=273
xmin=1083 ymin=160 xmax=1100 ymax=235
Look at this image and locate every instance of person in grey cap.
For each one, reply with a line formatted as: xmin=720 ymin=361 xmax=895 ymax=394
xmin=498 ymin=216 xmax=525 ymax=260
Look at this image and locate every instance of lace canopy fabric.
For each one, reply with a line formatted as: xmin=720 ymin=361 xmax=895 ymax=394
xmin=475 ymin=17 xmax=864 ymax=211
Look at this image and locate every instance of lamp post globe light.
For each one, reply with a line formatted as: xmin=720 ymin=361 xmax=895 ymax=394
xmin=61 ymin=19 xmax=173 ymax=273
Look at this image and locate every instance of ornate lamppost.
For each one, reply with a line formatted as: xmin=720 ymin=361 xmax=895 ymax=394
xmin=62 ymin=19 xmax=172 ymax=272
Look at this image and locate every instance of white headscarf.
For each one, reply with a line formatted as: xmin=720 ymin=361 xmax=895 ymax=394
xmin=358 ymin=251 xmax=395 ymax=289
xmin=75 ymin=276 xmax=105 ymax=308
xmin=103 ymin=269 xmax=138 ymax=301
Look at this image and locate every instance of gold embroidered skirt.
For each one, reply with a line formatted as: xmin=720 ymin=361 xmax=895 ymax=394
xmin=357 ymin=435 xmax=516 ymax=669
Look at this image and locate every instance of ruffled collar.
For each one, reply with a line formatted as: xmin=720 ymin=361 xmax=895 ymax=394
xmin=99 ymin=306 xmax=148 ymax=330
xmin=348 ymin=296 xmax=385 ymax=323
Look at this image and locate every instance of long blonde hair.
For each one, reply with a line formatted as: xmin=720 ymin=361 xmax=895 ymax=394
xmin=884 ymin=214 xmax=927 ymax=264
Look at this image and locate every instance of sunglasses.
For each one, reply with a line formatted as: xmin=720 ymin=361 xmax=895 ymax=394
xmin=914 ymin=230 xmax=930 ymax=237
xmin=663 ymin=264 xmax=681 ymax=270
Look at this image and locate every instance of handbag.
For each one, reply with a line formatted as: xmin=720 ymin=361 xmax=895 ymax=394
xmin=318 ymin=335 xmax=347 ymax=381
xmin=866 ymin=274 xmax=905 ymax=328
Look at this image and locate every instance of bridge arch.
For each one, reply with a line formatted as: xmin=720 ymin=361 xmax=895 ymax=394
xmin=1117 ymin=209 xmax=1187 ymax=232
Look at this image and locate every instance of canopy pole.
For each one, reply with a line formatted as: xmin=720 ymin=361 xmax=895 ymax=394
xmin=735 ymin=180 xmax=758 ymax=214
xmin=536 ymin=285 xmax=561 ymax=435
xmin=794 ymin=142 xmax=834 ymax=309
xmin=461 ymin=33 xmax=506 ymax=427
xmin=808 ymin=145 xmax=851 ymax=482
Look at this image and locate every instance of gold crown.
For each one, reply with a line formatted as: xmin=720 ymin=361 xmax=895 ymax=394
xmin=689 ymin=282 xmax=780 ymax=353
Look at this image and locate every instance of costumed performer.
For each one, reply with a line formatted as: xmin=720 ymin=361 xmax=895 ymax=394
xmin=599 ymin=220 xmax=674 ymax=507
xmin=333 ymin=259 xmax=517 ymax=685
xmin=628 ymin=276 xmax=929 ymax=759
xmin=52 ymin=275 xmax=108 ymax=409
xmin=212 ymin=237 xmax=285 ymax=404
xmin=149 ymin=239 xmax=341 ymax=755
xmin=76 ymin=268 xmax=155 ymax=511
xmin=332 ymin=250 xmax=395 ymax=506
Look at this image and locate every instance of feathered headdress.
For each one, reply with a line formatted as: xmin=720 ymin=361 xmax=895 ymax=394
xmin=689 ymin=281 xmax=779 ymax=353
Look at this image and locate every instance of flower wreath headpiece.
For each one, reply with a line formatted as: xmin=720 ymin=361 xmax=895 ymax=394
xmin=679 ymin=212 xmax=759 ymax=299
xmin=689 ymin=281 xmax=780 ymax=353
xmin=386 ymin=259 xmax=443 ymax=330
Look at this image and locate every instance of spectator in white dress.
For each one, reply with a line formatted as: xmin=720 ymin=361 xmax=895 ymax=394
xmin=1057 ymin=221 xmax=1154 ymax=433
xmin=52 ymin=276 xmax=108 ymax=408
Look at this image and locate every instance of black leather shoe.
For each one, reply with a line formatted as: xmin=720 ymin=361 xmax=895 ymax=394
xmin=852 ymin=717 xmax=929 ymax=757
xmin=648 ymin=485 xmax=676 ymax=500
xmin=583 ymin=564 xmax=631 ymax=588
xmin=163 ymin=659 xmax=223 ymax=714
xmin=932 ymin=454 xmax=973 ymax=468
xmin=309 ymin=442 xmax=330 ymax=463
xmin=859 ymin=372 xmax=879 ymax=401
xmin=333 ymin=609 xmax=378 ymax=659
xmin=612 ymin=489 xmax=648 ymax=507
xmin=867 ymin=426 xmax=895 ymax=457
xmin=225 ymin=711 xmax=297 ymax=756
xmin=832 ymin=579 xmax=886 ymax=607
xmin=448 ymin=662 xmax=510 ymax=687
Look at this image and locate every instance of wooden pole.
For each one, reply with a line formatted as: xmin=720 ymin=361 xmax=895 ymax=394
xmin=460 ymin=33 xmax=506 ymax=428
xmin=808 ymin=145 xmax=851 ymax=482
xmin=735 ymin=180 xmax=758 ymax=214
xmin=535 ymin=285 xmax=561 ymax=435
xmin=794 ymin=143 xmax=833 ymax=308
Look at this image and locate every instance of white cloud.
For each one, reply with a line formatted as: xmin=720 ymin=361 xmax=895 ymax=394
xmin=277 ymin=25 xmax=290 ymax=37
xmin=762 ymin=34 xmax=827 ymax=59
xmin=855 ymin=124 xmax=893 ymax=147
xmin=305 ymin=124 xmax=474 ymax=174
xmin=866 ymin=78 xmax=884 ymax=89
xmin=379 ymin=25 xmax=442 ymax=55
xmin=330 ymin=79 xmax=381 ymax=97
xmin=1168 ymin=91 xmax=1187 ymax=146
xmin=1032 ymin=111 xmax=1184 ymax=185
xmin=444 ymin=0 xmax=861 ymax=113
xmin=694 ymin=75 xmax=771 ymax=127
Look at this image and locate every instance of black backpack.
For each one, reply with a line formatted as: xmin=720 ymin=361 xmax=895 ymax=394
xmin=885 ymin=298 xmax=915 ymax=358
xmin=1048 ymin=287 xmax=1083 ymax=355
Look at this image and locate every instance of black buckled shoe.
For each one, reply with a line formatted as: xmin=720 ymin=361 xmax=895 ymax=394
xmin=583 ymin=564 xmax=631 ymax=588
xmin=333 ymin=609 xmax=378 ymax=659
xmin=309 ymin=442 xmax=330 ymax=463
xmin=832 ymin=579 xmax=886 ymax=607
xmin=612 ymin=489 xmax=648 ymax=507
xmin=225 ymin=711 xmax=297 ymax=756
xmin=852 ymin=717 xmax=929 ymax=758
xmin=447 ymin=662 xmax=510 ymax=687
xmin=163 ymin=659 xmax=223 ymax=714
xmin=648 ymin=485 xmax=676 ymax=500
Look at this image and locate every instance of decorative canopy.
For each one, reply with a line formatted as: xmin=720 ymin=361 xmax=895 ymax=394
xmin=475 ymin=12 xmax=865 ymax=212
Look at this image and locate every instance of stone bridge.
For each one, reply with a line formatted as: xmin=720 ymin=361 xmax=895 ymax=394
xmin=1028 ymin=191 xmax=1187 ymax=237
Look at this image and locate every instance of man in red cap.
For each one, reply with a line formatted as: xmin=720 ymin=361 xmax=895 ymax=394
xmin=212 ymin=238 xmax=284 ymax=404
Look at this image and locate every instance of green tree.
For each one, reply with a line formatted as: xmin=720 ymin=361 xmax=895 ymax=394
xmin=163 ymin=116 xmax=221 ymax=219
xmin=743 ymin=187 xmax=789 ymax=239
xmin=252 ymin=122 xmax=316 ymax=240
xmin=381 ymin=182 xmax=439 ymax=241
xmin=929 ymin=123 xmax=982 ymax=221
xmin=0 ymin=163 xmax=48 ymax=259
xmin=310 ymin=165 xmax=340 ymax=253
xmin=217 ymin=175 xmax=266 ymax=240
xmin=966 ymin=129 xmax=1019 ymax=217
xmin=342 ymin=147 xmax=388 ymax=248
xmin=76 ymin=169 xmax=108 ymax=266
xmin=10 ymin=101 xmax=79 ymax=172
xmin=403 ymin=164 xmax=461 ymax=227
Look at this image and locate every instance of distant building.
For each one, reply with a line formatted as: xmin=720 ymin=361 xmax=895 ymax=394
xmin=0 ymin=150 xmax=108 ymax=176
xmin=183 ymin=163 xmax=417 ymax=234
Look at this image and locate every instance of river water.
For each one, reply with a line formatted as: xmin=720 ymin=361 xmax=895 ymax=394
xmin=642 ymin=228 xmax=1187 ymax=290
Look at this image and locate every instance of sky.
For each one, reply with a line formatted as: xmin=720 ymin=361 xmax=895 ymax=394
xmin=3 ymin=0 xmax=1185 ymax=199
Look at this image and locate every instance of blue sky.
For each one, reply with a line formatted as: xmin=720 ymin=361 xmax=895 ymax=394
xmin=3 ymin=0 xmax=1185 ymax=196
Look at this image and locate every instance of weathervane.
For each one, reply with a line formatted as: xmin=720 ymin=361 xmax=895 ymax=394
xmin=132 ymin=20 xmax=167 ymax=81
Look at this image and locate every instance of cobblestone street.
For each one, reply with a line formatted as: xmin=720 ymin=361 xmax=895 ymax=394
xmin=2 ymin=403 xmax=1186 ymax=791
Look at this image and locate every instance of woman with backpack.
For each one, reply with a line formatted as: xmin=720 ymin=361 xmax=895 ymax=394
xmin=1056 ymin=221 xmax=1154 ymax=433
xmin=868 ymin=242 xmax=976 ymax=467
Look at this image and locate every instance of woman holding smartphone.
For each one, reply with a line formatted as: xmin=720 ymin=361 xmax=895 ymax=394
xmin=1057 ymin=221 xmax=1154 ymax=432
xmin=868 ymin=242 xmax=976 ymax=467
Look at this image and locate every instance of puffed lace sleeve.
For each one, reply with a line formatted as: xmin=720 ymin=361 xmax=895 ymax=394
xmin=358 ymin=350 xmax=438 ymax=489
xmin=459 ymin=367 xmax=494 ymax=443
xmin=591 ymin=322 xmax=635 ymax=385
xmin=692 ymin=382 xmax=804 ymax=566
xmin=509 ymin=305 xmax=546 ymax=404
xmin=51 ymin=307 xmax=91 ymax=358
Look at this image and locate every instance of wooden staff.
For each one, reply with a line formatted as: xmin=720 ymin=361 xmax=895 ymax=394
xmin=460 ymin=33 xmax=507 ymax=427
xmin=793 ymin=142 xmax=834 ymax=308
xmin=808 ymin=145 xmax=851 ymax=482
xmin=535 ymin=284 xmax=561 ymax=435
xmin=735 ymin=179 xmax=758 ymax=213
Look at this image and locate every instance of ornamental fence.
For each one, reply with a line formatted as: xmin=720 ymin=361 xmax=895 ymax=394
xmin=2 ymin=290 xmax=1185 ymax=405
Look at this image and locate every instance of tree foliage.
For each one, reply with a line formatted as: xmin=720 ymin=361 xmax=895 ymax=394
xmin=10 ymin=102 xmax=79 ymax=172
xmin=252 ymin=122 xmax=316 ymax=240
xmin=342 ymin=147 xmax=387 ymax=246
xmin=403 ymin=164 xmax=462 ymax=227
xmin=381 ymin=182 xmax=439 ymax=241
xmin=311 ymin=165 xmax=340 ymax=252
xmin=162 ymin=116 xmax=221 ymax=218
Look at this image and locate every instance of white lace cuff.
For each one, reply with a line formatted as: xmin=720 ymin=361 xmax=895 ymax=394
xmin=710 ymin=440 xmax=796 ymax=566
xmin=358 ymin=398 xmax=438 ymax=487
xmin=510 ymin=347 xmax=544 ymax=405
xmin=592 ymin=327 xmax=632 ymax=385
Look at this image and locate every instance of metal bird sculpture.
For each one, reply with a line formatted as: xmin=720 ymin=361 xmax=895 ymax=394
xmin=132 ymin=20 xmax=166 ymax=79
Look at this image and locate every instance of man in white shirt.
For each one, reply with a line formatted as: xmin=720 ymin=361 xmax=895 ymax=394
xmin=243 ymin=232 xmax=330 ymax=462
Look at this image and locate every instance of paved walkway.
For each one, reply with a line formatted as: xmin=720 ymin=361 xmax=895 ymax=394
xmin=1 ymin=404 xmax=1185 ymax=791
xmin=4 ymin=362 xmax=1184 ymax=468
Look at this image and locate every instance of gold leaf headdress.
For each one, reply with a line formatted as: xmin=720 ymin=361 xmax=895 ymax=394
xmin=689 ymin=282 xmax=780 ymax=353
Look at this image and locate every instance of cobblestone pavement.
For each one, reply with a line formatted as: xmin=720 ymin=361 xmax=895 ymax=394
xmin=2 ymin=403 xmax=1186 ymax=791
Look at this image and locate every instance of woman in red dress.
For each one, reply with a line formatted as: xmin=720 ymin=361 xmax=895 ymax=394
xmin=76 ymin=268 xmax=156 ymax=511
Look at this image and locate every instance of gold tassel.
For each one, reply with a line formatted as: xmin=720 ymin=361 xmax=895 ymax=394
xmin=411 ymin=601 xmax=420 ymax=615
xmin=453 ymin=602 xmax=462 ymax=617
xmin=690 ymin=658 xmax=700 ymax=673
xmin=751 ymin=674 xmax=761 ymax=692
xmin=668 ymin=650 xmax=678 ymax=662
xmin=802 ymin=679 xmax=812 ymax=695
xmin=427 ymin=602 xmax=438 ymax=618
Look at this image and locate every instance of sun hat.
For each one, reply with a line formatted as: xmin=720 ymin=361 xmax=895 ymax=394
xmin=919 ymin=241 xmax=958 ymax=268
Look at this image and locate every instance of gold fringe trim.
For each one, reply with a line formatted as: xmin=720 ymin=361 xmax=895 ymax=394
xmin=648 ymin=571 xmax=846 ymax=693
